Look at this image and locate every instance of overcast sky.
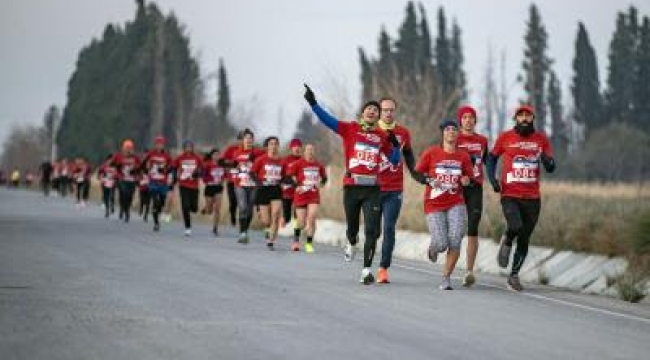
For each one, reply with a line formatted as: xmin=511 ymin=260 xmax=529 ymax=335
xmin=1 ymin=0 xmax=649 ymax=147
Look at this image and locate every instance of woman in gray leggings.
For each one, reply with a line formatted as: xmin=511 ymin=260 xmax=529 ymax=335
xmin=412 ymin=120 xmax=475 ymax=290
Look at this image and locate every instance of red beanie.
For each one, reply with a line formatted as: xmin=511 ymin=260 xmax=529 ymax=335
xmin=457 ymin=105 xmax=477 ymax=122
xmin=289 ymin=138 xmax=303 ymax=148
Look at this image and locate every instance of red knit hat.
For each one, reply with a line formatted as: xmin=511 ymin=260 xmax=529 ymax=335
xmin=289 ymin=138 xmax=303 ymax=148
xmin=457 ymin=105 xmax=477 ymax=122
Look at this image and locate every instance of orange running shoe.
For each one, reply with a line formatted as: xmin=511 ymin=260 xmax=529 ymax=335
xmin=291 ymin=241 xmax=300 ymax=252
xmin=376 ymin=268 xmax=390 ymax=284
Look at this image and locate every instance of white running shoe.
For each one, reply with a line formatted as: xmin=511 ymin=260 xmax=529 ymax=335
xmin=344 ymin=243 xmax=356 ymax=262
xmin=184 ymin=229 xmax=191 ymax=237
xmin=439 ymin=276 xmax=453 ymax=290
xmin=359 ymin=268 xmax=375 ymax=285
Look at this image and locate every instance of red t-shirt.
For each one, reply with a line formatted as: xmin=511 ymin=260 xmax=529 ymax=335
xmin=232 ymin=147 xmax=265 ymax=187
xmin=203 ymin=159 xmax=226 ymax=186
xmin=112 ymin=153 xmax=141 ymax=182
xmin=143 ymin=150 xmax=173 ymax=185
xmin=378 ymin=124 xmax=412 ymax=192
xmin=174 ymin=152 xmax=204 ymax=189
xmin=289 ymin=158 xmax=327 ymax=206
xmin=337 ymin=121 xmax=393 ymax=186
xmin=457 ymin=132 xmax=489 ymax=185
xmin=490 ymin=129 xmax=553 ymax=199
xmin=415 ymin=146 xmax=474 ymax=213
xmin=281 ymin=154 xmax=302 ymax=199
xmin=72 ymin=163 xmax=91 ymax=183
xmin=222 ymin=143 xmax=240 ymax=182
xmin=98 ymin=163 xmax=118 ymax=188
xmin=251 ymin=154 xmax=285 ymax=186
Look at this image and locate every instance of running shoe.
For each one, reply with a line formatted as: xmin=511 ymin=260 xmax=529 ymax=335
xmin=427 ymin=246 xmax=438 ymax=263
xmin=304 ymin=242 xmax=314 ymax=254
xmin=153 ymin=223 xmax=160 ymax=232
xmin=212 ymin=226 xmax=218 ymax=236
xmin=163 ymin=213 xmax=172 ymax=223
xmin=291 ymin=241 xmax=300 ymax=252
xmin=507 ymin=274 xmax=523 ymax=292
xmin=439 ymin=276 xmax=453 ymax=290
xmin=267 ymin=241 xmax=274 ymax=251
xmin=184 ymin=229 xmax=192 ymax=238
xmin=462 ymin=272 xmax=476 ymax=287
xmin=376 ymin=268 xmax=390 ymax=284
xmin=237 ymin=232 xmax=249 ymax=244
xmin=497 ymin=234 xmax=512 ymax=268
xmin=344 ymin=243 xmax=356 ymax=262
xmin=359 ymin=268 xmax=374 ymax=285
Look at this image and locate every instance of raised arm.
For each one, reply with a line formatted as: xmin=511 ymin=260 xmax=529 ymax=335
xmin=304 ymin=84 xmax=338 ymax=133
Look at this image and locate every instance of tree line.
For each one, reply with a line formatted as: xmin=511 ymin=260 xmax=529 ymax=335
xmin=54 ymin=0 xmax=235 ymax=165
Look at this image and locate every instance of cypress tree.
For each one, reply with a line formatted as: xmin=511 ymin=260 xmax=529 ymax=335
xmin=522 ymin=4 xmax=552 ymax=133
xmin=571 ymin=22 xmax=602 ymax=134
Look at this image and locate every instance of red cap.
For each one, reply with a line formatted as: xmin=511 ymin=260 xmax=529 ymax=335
xmin=457 ymin=105 xmax=477 ymax=122
xmin=514 ymin=104 xmax=535 ymax=118
xmin=154 ymin=136 xmax=166 ymax=145
xmin=289 ymin=138 xmax=303 ymax=148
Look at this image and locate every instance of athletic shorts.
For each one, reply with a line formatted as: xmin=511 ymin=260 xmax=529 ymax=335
xmin=293 ymin=192 xmax=320 ymax=208
xmin=255 ymin=185 xmax=282 ymax=205
xmin=204 ymin=184 xmax=224 ymax=197
xmin=462 ymin=184 xmax=483 ymax=237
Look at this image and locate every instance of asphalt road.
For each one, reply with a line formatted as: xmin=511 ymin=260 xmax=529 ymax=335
xmin=1 ymin=188 xmax=649 ymax=360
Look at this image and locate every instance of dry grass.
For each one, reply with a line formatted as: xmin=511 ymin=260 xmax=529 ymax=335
xmin=320 ymin=166 xmax=650 ymax=257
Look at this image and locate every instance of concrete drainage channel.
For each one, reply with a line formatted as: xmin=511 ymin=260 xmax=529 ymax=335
xmin=280 ymin=218 xmax=649 ymax=302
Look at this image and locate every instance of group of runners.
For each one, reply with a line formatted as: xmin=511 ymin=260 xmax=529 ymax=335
xmin=34 ymin=83 xmax=556 ymax=292
xmin=303 ymin=84 xmax=555 ymax=291
xmin=41 ymin=131 xmax=329 ymax=253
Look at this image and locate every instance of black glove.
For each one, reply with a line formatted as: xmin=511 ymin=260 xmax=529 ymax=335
xmin=411 ymin=171 xmax=428 ymax=185
xmin=387 ymin=131 xmax=400 ymax=148
xmin=489 ymin=178 xmax=501 ymax=193
xmin=540 ymin=153 xmax=556 ymax=173
xmin=303 ymin=84 xmax=317 ymax=106
xmin=191 ymin=170 xmax=201 ymax=179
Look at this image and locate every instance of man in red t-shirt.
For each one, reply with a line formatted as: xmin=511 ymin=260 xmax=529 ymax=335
xmin=281 ymin=138 xmax=303 ymax=233
xmin=375 ymin=97 xmax=418 ymax=284
xmin=456 ymin=105 xmax=489 ymax=287
xmin=304 ymin=84 xmax=400 ymax=285
xmin=142 ymin=136 xmax=173 ymax=232
xmin=221 ymin=132 xmax=244 ymax=226
xmin=486 ymin=105 xmax=556 ymax=291
xmin=98 ymin=154 xmax=118 ymax=218
xmin=111 ymin=139 xmax=141 ymax=223
xmin=173 ymin=139 xmax=204 ymax=237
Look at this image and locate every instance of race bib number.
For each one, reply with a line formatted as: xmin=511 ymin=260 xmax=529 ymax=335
xmin=429 ymin=162 xmax=461 ymax=199
xmin=473 ymin=156 xmax=482 ymax=178
xmin=263 ymin=164 xmax=282 ymax=185
xmin=211 ymin=168 xmax=224 ymax=183
xmin=180 ymin=163 xmax=197 ymax=180
xmin=302 ymin=168 xmax=320 ymax=187
xmin=349 ymin=142 xmax=380 ymax=169
xmin=506 ymin=157 xmax=538 ymax=184
xmin=149 ymin=163 xmax=165 ymax=180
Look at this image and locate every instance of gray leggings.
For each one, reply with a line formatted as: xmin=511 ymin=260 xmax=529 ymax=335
xmin=235 ymin=187 xmax=257 ymax=233
xmin=426 ymin=204 xmax=467 ymax=252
